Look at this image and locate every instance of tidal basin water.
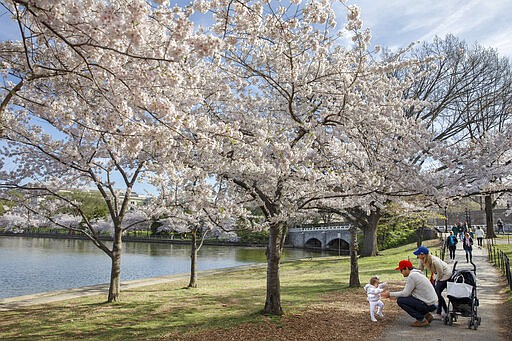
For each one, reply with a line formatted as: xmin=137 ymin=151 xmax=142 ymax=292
xmin=0 ymin=236 xmax=326 ymax=299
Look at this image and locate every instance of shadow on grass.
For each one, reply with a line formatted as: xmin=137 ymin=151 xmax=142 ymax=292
xmin=0 ymin=241 xmax=435 ymax=340
xmin=0 ymin=278 xmax=349 ymax=340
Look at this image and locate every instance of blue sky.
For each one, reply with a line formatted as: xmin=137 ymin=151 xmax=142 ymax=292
xmin=1 ymin=0 xmax=512 ymax=59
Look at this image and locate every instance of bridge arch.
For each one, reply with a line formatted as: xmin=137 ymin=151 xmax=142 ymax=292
xmin=304 ymin=238 xmax=322 ymax=250
xmin=325 ymin=238 xmax=350 ymax=255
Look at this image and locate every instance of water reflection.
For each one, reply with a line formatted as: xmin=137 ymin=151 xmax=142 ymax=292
xmin=0 ymin=236 xmax=329 ymax=299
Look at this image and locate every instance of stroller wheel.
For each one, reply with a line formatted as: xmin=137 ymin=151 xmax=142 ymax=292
xmin=449 ymin=316 xmax=454 ymax=326
xmin=477 ymin=316 xmax=482 ymax=325
xmin=444 ymin=316 xmax=449 ymax=325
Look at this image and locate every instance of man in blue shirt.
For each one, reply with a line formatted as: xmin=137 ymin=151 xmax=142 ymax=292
xmin=447 ymin=232 xmax=457 ymax=260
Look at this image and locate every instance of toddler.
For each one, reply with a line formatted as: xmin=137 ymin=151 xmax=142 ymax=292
xmin=364 ymin=276 xmax=386 ymax=322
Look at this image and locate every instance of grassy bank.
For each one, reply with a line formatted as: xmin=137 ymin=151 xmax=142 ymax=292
xmin=493 ymin=236 xmax=512 ymax=323
xmin=0 ymin=240 xmax=439 ymax=340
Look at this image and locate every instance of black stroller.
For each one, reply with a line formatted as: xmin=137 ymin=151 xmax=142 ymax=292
xmin=444 ymin=261 xmax=481 ymax=329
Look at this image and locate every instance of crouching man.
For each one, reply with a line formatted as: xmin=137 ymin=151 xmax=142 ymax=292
xmin=381 ymin=260 xmax=438 ymax=327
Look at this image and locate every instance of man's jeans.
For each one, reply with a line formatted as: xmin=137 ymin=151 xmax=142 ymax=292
xmin=397 ymin=296 xmax=437 ymax=321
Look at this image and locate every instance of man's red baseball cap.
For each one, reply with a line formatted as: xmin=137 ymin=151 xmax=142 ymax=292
xmin=395 ymin=260 xmax=413 ymax=270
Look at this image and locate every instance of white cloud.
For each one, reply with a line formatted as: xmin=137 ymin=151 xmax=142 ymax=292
xmin=484 ymin=30 xmax=512 ymax=58
xmin=342 ymin=0 xmax=512 ymax=59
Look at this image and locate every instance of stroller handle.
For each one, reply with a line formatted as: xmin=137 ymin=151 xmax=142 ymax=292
xmin=452 ymin=261 xmax=477 ymax=275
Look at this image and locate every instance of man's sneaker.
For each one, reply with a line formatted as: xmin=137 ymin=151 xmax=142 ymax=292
xmin=410 ymin=320 xmax=429 ymax=327
xmin=377 ymin=312 xmax=384 ymax=318
xmin=371 ymin=318 xmax=378 ymax=322
xmin=425 ymin=313 xmax=434 ymax=323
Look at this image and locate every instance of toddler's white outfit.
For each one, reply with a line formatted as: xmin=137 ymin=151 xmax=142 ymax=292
xmin=364 ymin=282 xmax=386 ymax=322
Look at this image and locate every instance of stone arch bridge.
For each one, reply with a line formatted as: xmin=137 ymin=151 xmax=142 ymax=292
xmin=287 ymin=224 xmax=352 ymax=254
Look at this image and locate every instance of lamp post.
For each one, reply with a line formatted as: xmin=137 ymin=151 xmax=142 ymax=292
xmin=465 ymin=208 xmax=472 ymax=230
xmin=444 ymin=206 xmax=448 ymax=233
xmin=337 ymin=232 xmax=341 ymax=256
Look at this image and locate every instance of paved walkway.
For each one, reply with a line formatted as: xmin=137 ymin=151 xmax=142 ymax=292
xmin=380 ymin=237 xmax=510 ymax=341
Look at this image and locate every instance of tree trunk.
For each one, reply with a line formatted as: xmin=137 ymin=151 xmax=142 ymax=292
xmin=360 ymin=208 xmax=381 ymax=257
xmin=416 ymin=226 xmax=425 ymax=247
xmin=107 ymin=228 xmax=122 ymax=302
xmin=349 ymin=225 xmax=360 ymax=287
xmin=263 ymin=222 xmax=284 ymax=315
xmin=485 ymin=194 xmax=497 ymax=239
xmin=188 ymin=229 xmax=198 ymax=288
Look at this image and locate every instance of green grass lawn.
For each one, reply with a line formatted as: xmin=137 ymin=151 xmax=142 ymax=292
xmin=492 ymin=236 xmax=512 ymax=318
xmin=494 ymin=235 xmax=512 ymax=255
xmin=0 ymin=240 xmax=439 ymax=340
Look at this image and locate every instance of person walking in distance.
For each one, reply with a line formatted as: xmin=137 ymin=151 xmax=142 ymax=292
xmin=475 ymin=226 xmax=484 ymax=248
xmin=447 ymin=231 xmax=457 ymax=260
xmin=452 ymin=224 xmax=459 ymax=239
xmin=463 ymin=231 xmax=474 ymax=263
xmin=458 ymin=221 xmax=465 ymax=241
xmin=497 ymin=218 xmax=504 ymax=234
xmin=461 ymin=221 xmax=468 ymax=240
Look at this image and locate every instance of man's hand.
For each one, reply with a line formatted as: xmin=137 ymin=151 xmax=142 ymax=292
xmin=381 ymin=291 xmax=396 ymax=300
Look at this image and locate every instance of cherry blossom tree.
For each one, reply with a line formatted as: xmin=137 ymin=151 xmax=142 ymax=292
xmin=0 ymin=208 xmax=44 ymax=232
xmin=196 ymin=0 xmax=427 ymax=315
xmin=153 ymin=169 xmax=249 ymax=288
xmin=0 ymin=0 xmax=220 ymax=301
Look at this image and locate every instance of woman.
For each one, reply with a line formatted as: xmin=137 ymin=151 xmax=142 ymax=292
xmin=475 ymin=226 xmax=484 ymax=247
xmin=447 ymin=231 xmax=457 ymax=259
xmin=463 ymin=231 xmax=474 ymax=263
xmin=413 ymin=246 xmax=451 ymax=319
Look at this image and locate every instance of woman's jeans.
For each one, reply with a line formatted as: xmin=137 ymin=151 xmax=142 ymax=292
xmin=435 ymin=280 xmax=448 ymax=314
xmin=397 ymin=296 xmax=437 ymax=321
xmin=448 ymin=245 xmax=456 ymax=259
xmin=465 ymin=248 xmax=473 ymax=262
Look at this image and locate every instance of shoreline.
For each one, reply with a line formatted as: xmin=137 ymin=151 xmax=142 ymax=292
xmin=0 ymin=263 xmax=267 ymax=311
xmin=0 ymin=231 xmax=268 ymax=248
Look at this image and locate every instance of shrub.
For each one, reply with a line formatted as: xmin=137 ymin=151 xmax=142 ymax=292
xmin=377 ymin=218 xmax=422 ymax=250
xmin=236 ymin=229 xmax=269 ymax=245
